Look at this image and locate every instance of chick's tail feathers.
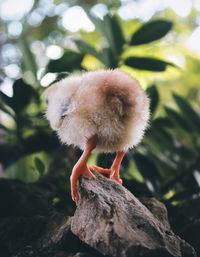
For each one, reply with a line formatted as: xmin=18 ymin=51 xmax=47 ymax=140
xmin=107 ymin=93 xmax=125 ymax=117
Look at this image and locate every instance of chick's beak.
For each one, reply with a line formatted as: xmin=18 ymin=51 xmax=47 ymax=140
xmin=52 ymin=116 xmax=65 ymax=130
xmin=55 ymin=119 xmax=63 ymax=129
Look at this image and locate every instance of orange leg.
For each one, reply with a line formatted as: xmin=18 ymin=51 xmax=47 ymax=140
xmin=110 ymin=151 xmax=125 ymax=184
xmin=88 ymin=151 xmax=125 ymax=184
xmin=70 ymin=134 xmax=98 ymax=204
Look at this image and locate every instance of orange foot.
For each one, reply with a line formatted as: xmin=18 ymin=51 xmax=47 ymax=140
xmin=88 ymin=165 xmax=123 ymax=184
xmin=88 ymin=165 xmax=112 ymax=175
xmin=70 ymin=163 xmax=94 ymax=204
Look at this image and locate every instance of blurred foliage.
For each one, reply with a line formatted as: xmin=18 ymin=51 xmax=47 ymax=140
xmin=0 ymin=0 xmax=200 ymax=214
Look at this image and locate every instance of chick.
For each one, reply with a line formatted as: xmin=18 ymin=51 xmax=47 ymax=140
xmin=44 ymin=69 xmax=150 ymax=203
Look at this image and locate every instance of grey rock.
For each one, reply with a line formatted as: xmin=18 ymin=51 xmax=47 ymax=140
xmin=71 ymin=171 xmax=196 ymax=257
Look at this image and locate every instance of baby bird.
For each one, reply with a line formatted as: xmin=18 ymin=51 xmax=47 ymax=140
xmin=44 ymin=69 xmax=150 ymax=203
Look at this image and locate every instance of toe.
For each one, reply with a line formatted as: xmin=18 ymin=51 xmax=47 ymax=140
xmin=86 ymin=166 xmax=95 ymax=178
xmin=88 ymin=165 xmax=112 ymax=175
xmin=110 ymin=173 xmax=123 ymax=184
xmin=70 ymin=175 xmax=79 ymax=204
xmin=115 ymin=177 xmax=123 ymax=184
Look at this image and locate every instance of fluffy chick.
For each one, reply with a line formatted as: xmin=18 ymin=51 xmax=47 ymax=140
xmin=44 ymin=69 xmax=150 ymax=203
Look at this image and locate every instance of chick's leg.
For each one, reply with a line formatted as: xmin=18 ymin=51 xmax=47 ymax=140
xmin=88 ymin=151 xmax=125 ymax=184
xmin=110 ymin=151 xmax=125 ymax=184
xmin=70 ymin=134 xmax=98 ymax=204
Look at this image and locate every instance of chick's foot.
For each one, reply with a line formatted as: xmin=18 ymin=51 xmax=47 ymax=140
xmin=88 ymin=165 xmax=123 ymax=184
xmin=110 ymin=171 xmax=123 ymax=184
xmin=88 ymin=165 xmax=112 ymax=175
xmin=70 ymin=163 xmax=95 ymax=204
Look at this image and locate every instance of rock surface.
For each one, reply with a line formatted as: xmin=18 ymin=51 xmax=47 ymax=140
xmin=71 ymin=171 xmax=196 ymax=257
xmin=0 ymin=172 xmax=197 ymax=257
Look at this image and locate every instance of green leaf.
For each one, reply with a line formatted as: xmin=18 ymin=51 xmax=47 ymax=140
xmin=144 ymin=123 xmax=179 ymax=169
xmin=0 ymin=144 xmax=21 ymax=168
xmin=134 ymin=153 xmax=161 ymax=193
xmin=88 ymin=13 xmax=125 ymax=57
xmin=0 ymin=91 xmax=12 ymax=107
xmin=75 ymin=40 xmax=101 ymax=60
xmin=103 ymin=14 xmax=125 ymax=55
xmin=87 ymin=12 xmax=105 ymax=34
xmin=168 ymin=186 xmax=200 ymax=203
xmin=165 ymin=107 xmax=192 ymax=131
xmin=146 ymin=85 xmax=159 ymax=116
xmin=160 ymin=159 xmax=200 ymax=194
xmin=0 ymin=101 xmax=14 ymax=117
xmin=101 ymin=47 xmax=118 ymax=68
xmin=31 ymin=16 xmax=59 ymax=40
xmin=0 ymin=124 xmax=13 ymax=133
xmin=123 ymin=178 xmax=153 ymax=197
xmin=34 ymin=157 xmax=45 ymax=176
xmin=173 ymin=93 xmax=200 ymax=132
xmin=12 ymin=79 xmax=37 ymax=113
xmin=125 ymin=57 xmax=175 ymax=71
xmin=1 ymin=79 xmax=37 ymax=114
xmin=152 ymin=117 xmax=172 ymax=128
xmin=47 ymin=51 xmax=84 ymax=73
xmin=130 ymin=20 xmax=173 ymax=45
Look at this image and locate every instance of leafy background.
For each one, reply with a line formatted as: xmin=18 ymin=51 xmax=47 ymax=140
xmin=0 ymin=0 xmax=200 ymax=224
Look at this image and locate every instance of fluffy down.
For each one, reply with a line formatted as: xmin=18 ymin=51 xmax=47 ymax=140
xmin=44 ymin=69 xmax=150 ymax=152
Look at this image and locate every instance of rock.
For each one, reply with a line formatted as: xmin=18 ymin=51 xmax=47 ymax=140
xmin=71 ymin=171 xmax=196 ymax=257
xmin=139 ymin=197 xmax=171 ymax=231
xmin=0 ymin=173 xmax=197 ymax=257
xmin=0 ymin=178 xmax=103 ymax=257
xmin=1 ymin=212 xmax=104 ymax=257
xmin=35 ymin=212 xmax=105 ymax=257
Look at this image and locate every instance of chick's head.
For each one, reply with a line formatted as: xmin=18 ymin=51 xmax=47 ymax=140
xmin=44 ymin=75 xmax=81 ymax=130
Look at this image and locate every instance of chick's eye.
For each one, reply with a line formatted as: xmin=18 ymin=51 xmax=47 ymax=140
xmin=45 ymin=98 xmax=49 ymax=105
xmin=61 ymin=107 xmax=68 ymax=118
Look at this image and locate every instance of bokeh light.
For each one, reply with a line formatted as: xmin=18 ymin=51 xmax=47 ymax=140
xmin=90 ymin=4 xmax=108 ymax=19
xmin=0 ymin=0 xmax=34 ymax=20
xmin=62 ymin=6 xmax=95 ymax=32
xmin=46 ymin=45 xmax=63 ymax=60
xmin=8 ymin=21 xmax=23 ymax=38
xmin=40 ymin=73 xmax=56 ymax=87
xmin=4 ymin=64 xmax=21 ymax=79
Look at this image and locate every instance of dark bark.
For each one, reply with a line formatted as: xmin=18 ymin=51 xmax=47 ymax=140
xmin=168 ymin=197 xmax=200 ymax=257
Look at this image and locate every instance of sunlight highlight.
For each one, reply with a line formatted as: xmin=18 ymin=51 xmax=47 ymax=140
xmin=62 ymin=6 xmax=95 ymax=32
xmin=0 ymin=78 xmax=13 ymax=97
xmin=0 ymin=0 xmax=34 ymax=20
xmin=166 ymin=0 xmax=192 ymax=17
xmin=8 ymin=21 xmax=23 ymax=37
xmin=4 ymin=64 xmax=21 ymax=79
xmin=40 ymin=73 xmax=56 ymax=87
xmin=186 ymin=26 xmax=200 ymax=55
xmin=46 ymin=45 xmax=63 ymax=60
xmin=90 ymin=4 xmax=108 ymax=19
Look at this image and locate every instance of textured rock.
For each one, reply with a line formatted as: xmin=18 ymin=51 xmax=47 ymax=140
xmin=71 ymin=171 xmax=196 ymax=257
xmin=0 ymin=173 xmax=197 ymax=257
xmin=0 ymin=178 xmax=103 ymax=257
